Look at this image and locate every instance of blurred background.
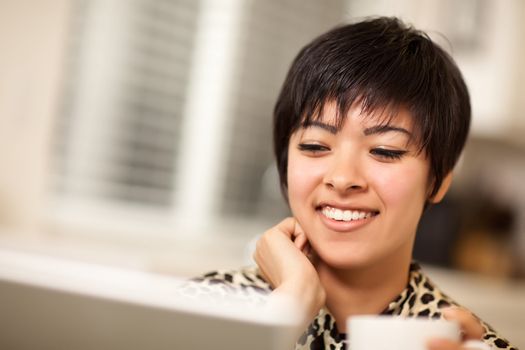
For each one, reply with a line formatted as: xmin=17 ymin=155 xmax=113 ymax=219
xmin=0 ymin=0 xmax=524 ymax=346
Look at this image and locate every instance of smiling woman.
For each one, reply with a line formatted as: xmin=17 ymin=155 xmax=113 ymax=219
xmin=181 ymin=17 xmax=516 ymax=350
xmin=286 ymin=103 xmax=435 ymax=272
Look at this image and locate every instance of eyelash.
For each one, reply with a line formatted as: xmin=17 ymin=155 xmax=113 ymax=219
xmin=370 ymin=148 xmax=407 ymax=160
xmin=298 ymin=143 xmax=407 ymax=160
xmin=298 ymin=143 xmax=328 ymax=153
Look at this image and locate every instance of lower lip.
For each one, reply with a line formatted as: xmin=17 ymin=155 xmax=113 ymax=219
xmin=317 ymin=210 xmax=377 ymax=232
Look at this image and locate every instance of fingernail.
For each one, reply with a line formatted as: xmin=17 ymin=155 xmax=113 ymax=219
xmin=441 ymin=306 xmax=458 ymax=319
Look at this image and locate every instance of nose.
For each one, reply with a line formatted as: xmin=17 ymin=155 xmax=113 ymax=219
xmin=323 ymin=154 xmax=367 ymax=194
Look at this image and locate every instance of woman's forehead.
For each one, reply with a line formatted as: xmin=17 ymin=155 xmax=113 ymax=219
xmin=301 ymin=100 xmax=415 ymax=132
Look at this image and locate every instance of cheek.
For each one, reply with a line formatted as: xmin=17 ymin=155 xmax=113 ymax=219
xmin=287 ymin=155 xmax=325 ymax=204
xmin=369 ymin=162 xmax=429 ymax=208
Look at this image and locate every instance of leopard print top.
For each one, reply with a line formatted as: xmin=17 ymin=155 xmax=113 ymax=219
xmin=178 ymin=263 xmax=516 ymax=350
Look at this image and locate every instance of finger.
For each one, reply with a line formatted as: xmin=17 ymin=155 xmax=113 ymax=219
xmin=302 ymin=240 xmax=312 ymax=256
xmin=276 ymin=217 xmax=307 ymax=243
xmin=294 ymin=221 xmax=305 ymax=236
xmin=442 ymin=307 xmax=484 ymax=340
xmin=292 ymin=221 xmax=308 ymax=249
xmin=275 ymin=217 xmax=297 ymax=239
xmin=253 ymin=251 xmax=275 ymax=286
xmin=427 ymin=338 xmax=461 ymax=350
xmin=294 ymin=232 xmax=308 ymax=251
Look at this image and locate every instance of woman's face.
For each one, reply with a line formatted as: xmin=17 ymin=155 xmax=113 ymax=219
xmin=287 ymin=102 xmax=431 ymax=269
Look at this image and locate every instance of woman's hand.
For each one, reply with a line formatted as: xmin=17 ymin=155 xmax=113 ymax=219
xmin=427 ymin=307 xmax=489 ymax=350
xmin=253 ymin=217 xmax=326 ymax=322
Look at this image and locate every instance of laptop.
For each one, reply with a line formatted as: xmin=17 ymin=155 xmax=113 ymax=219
xmin=0 ymin=249 xmax=300 ymax=350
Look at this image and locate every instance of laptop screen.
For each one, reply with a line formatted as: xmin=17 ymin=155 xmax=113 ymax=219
xmin=0 ymin=249 xmax=300 ymax=350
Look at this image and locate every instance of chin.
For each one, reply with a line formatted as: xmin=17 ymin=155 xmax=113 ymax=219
xmin=315 ymin=244 xmax=372 ymax=270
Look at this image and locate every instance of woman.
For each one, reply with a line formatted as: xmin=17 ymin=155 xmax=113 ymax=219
xmin=186 ymin=17 xmax=515 ymax=350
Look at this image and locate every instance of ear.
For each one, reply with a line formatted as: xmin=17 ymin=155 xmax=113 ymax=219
xmin=429 ymin=172 xmax=453 ymax=204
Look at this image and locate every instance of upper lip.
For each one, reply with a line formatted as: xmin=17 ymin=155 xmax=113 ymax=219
xmin=316 ymin=201 xmax=380 ymax=213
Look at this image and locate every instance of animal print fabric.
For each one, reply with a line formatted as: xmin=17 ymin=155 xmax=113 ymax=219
xmin=179 ymin=263 xmax=516 ymax=350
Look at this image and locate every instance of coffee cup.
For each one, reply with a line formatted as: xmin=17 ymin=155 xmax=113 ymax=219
xmin=348 ymin=315 xmax=460 ymax=350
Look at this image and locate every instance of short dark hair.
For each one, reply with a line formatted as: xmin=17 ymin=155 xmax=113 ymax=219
xmin=273 ymin=17 xmax=470 ymax=200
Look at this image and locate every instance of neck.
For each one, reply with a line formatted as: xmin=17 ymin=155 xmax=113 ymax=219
xmin=317 ymin=253 xmax=412 ymax=333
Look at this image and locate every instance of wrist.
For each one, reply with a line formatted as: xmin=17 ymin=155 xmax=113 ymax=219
xmin=275 ymin=278 xmax=326 ymax=321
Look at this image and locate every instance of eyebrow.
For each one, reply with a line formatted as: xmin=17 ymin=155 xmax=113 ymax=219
xmin=301 ymin=121 xmax=338 ymax=134
xmin=302 ymin=121 xmax=411 ymax=137
xmin=363 ymin=125 xmax=412 ymax=137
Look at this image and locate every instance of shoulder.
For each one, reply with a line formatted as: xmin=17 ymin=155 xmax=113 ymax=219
xmin=408 ymin=263 xmax=459 ymax=317
xmin=177 ymin=266 xmax=272 ymax=303
xmin=192 ymin=266 xmax=271 ymax=291
xmin=412 ymin=265 xmax=517 ymax=350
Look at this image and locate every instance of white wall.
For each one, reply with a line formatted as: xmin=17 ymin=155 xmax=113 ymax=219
xmin=0 ymin=0 xmax=70 ymax=230
xmin=347 ymin=0 xmax=525 ymax=139
xmin=510 ymin=0 xmax=525 ymax=136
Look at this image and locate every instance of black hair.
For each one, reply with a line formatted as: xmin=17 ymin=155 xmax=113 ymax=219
xmin=273 ymin=16 xmax=470 ymax=200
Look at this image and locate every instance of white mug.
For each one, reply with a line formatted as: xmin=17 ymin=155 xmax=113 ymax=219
xmin=348 ymin=315 xmax=460 ymax=350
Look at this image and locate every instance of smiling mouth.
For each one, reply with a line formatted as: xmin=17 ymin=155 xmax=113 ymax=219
xmin=319 ymin=206 xmax=380 ymax=222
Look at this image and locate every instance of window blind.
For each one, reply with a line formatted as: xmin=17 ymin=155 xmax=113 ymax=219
xmin=52 ymin=0 xmax=200 ymax=207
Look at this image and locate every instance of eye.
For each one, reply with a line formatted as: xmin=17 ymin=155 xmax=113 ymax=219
xmin=298 ymin=143 xmax=330 ymax=154
xmin=370 ymin=148 xmax=407 ymax=160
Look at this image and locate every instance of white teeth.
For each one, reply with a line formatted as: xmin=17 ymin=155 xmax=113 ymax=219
xmin=321 ymin=206 xmax=375 ymax=222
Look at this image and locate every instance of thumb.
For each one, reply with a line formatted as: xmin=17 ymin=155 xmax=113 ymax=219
xmin=442 ymin=307 xmax=484 ymax=340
